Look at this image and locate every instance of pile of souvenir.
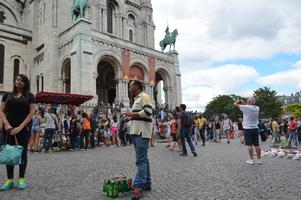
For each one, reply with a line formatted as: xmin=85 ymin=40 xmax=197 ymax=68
xmin=102 ymin=175 xmax=133 ymax=198
xmin=262 ymin=149 xmax=301 ymax=160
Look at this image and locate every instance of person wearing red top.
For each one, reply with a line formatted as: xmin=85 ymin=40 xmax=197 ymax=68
xmin=288 ymin=117 xmax=298 ymax=148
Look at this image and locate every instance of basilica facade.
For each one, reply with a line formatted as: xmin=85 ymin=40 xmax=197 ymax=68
xmin=0 ymin=0 xmax=182 ymax=108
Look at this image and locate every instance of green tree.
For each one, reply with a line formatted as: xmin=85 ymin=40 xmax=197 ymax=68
xmin=285 ymin=103 xmax=301 ymax=117
xmin=204 ymin=94 xmax=246 ymax=121
xmin=253 ymin=87 xmax=282 ymax=119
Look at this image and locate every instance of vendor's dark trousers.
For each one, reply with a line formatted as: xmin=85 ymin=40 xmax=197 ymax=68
xmin=3 ymin=130 xmax=30 ymax=179
xmin=180 ymin=127 xmax=196 ymax=154
xmin=43 ymin=128 xmax=55 ymax=151
xmin=199 ymin=128 xmax=206 ymax=145
xmin=80 ymin=130 xmax=89 ymax=150
xmin=90 ymin=130 xmax=95 ymax=148
xmin=119 ymin=130 xmax=126 ymax=145
xmin=70 ymin=134 xmax=78 ymax=149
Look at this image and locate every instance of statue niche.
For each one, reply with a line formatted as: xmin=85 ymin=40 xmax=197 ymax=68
xmin=71 ymin=0 xmax=88 ymax=21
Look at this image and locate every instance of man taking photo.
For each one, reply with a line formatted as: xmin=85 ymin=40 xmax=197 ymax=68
xmin=234 ymin=97 xmax=262 ymax=165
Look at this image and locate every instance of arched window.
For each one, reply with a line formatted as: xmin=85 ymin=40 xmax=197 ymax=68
xmin=41 ymin=74 xmax=44 ymax=92
xmin=107 ymin=3 xmax=114 ymax=34
xmin=13 ymin=59 xmax=20 ymax=82
xmin=128 ymin=14 xmax=135 ymax=42
xmin=0 ymin=44 xmax=4 ymax=84
xmin=129 ymin=29 xmax=133 ymax=42
xmin=36 ymin=75 xmax=40 ymax=93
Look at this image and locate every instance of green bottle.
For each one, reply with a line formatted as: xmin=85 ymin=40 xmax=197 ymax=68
xmin=112 ymin=181 xmax=118 ymax=198
xmin=107 ymin=180 xmax=112 ymax=197
xmin=103 ymin=179 xmax=107 ymax=193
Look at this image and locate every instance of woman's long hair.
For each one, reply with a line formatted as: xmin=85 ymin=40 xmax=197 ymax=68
xmin=13 ymin=74 xmax=30 ymax=96
xmin=7 ymin=74 xmax=31 ymax=104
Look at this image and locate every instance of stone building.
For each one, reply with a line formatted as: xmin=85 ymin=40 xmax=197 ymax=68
xmin=0 ymin=0 xmax=182 ymax=108
xmin=277 ymin=91 xmax=301 ymax=105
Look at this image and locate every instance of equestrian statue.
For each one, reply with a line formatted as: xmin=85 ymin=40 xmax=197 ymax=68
xmin=159 ymin=26 xmax=178 ymax=52
xmin=71 ymin=0 xmax=88 ymax=21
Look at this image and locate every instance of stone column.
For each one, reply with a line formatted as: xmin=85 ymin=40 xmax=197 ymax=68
xmin=70 ymin=19 xmax=93 ymax=95
xmin=103 ymin=9 xmax=107 ymax=33
xmin=123 ymin=80 xmax=130 ymax=107
xmin=163 ymin=87 xmax=168 ymax=105
xmin=167 ymin=51 xmax=182 ymax=105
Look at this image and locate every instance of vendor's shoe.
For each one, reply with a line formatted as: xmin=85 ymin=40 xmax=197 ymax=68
xmin=144 ymin=183 xmax=151 ymax=191
xmin=131 ymin=188 xmax=143 ymax=200
xmin=179 ymin=152 xmax=188 ymax=156
xmin=17 ymin=178 xmax=27 ymax=190
xmin=192 ymin=152 xmax=198 ymax=157
xmin=0 ymin=179 xmax=14 ymax=191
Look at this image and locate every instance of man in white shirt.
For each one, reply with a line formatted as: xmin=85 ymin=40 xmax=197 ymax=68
xmin=234 ymin=97 xmax=262 ymax=165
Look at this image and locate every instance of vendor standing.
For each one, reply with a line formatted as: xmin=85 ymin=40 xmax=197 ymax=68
xmin=124 ymin=80 xmax=153 ymax=200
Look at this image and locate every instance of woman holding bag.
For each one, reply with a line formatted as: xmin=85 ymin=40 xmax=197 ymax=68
xmin=0 ymin=74 xmax=36 ymax=191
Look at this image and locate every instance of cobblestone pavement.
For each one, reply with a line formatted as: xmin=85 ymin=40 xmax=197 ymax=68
xmin=0 ymin=139 xmax=300 ymax=200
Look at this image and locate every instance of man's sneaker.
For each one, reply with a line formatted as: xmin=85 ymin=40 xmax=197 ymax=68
xmin=179 ymin=152 xmax=188 ymax=156
xmin=246 ymin=160 xmax=255 ymax=165
xmin=192 ymin=152 xmax=198 ymax=157
xmin=0 ymin=179 xmax=14 ymax=191
xmin=256 ymin=160 xmax=263 ymax=165
xmin=144 ymin=183 xmax=151 ymax=191
xmin=17 ymin=178 xmax=27 ymax=190
xmin=131 ymin=188 xmax=143 ymax=200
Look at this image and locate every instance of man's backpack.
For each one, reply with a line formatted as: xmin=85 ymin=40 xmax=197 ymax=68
xmin=182 ymin=112 xmax=193 ymax=128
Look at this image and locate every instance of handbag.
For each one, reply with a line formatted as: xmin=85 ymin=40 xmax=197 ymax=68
xmin=260 ymin=131 xmax=267 ymax=142
xmin=0 ymin=135 xmax=24 ymax=165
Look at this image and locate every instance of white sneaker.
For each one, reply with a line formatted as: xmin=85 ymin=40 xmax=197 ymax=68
xmin=246 ymin=160 xmax=255 ymax=165
xmin=256 ymin=160 xmax=263 ymax=165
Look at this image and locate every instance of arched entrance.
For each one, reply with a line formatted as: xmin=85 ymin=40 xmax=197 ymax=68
xmin=96 ymin=58 xmax=117 ymax=105
xmin=154 ymin=70 xmax=170 ymax=107
xmin=61 ymin=59 xmax=71 ymax=93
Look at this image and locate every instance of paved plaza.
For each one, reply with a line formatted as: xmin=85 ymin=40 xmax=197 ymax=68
xmin=0 ymin=140 xmax=300 ymax=200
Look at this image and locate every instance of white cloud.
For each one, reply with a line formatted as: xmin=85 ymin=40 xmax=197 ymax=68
xmin=152 ymin=0 xmax=301 ymax=110
xmin=258 ymin=60 xmax=301 ymax=88
xmin=182 ymin=64 xmax=259 ymax=111
xmin=153 ymin=0 xmax=301 ymax=64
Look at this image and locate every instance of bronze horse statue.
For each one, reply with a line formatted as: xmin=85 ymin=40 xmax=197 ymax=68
xmin=71 ymin=0 xmax=88 ymax=21
xmin=159 ymin=29 xmax=178 ymax=52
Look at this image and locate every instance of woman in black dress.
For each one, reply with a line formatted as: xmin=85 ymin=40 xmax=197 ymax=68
xmin=0 ymin=74 xmax=36 ymax=191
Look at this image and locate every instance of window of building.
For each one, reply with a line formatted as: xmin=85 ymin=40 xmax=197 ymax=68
xmin=129 ymin=29 xmax=133 ymax=41
xmin=41 ymin=75 xmax=44 ymax=92
xmin=107 ymin=3 xmax=114 ymax=34
xmin=0 ymin=44 xmax=4 ymax=84
xmin=13 ymin=59 xmax=20 ymax=82
xmin=36 ymin=75 xmax=40 ymax=93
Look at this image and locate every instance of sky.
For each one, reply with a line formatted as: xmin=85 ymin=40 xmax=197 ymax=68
xmin=151 ymin=0 xmax=301 ymax=111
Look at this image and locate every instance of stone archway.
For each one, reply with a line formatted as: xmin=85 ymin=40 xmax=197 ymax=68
xmin=61 ymin=58 xmax=71 ymax=93
xmin=96 ymin=58 xmax=118 ymax=105
xmin=154 ymin=69 xmax=171 ymax=108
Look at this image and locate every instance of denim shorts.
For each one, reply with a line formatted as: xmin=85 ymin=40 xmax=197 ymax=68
xmin=244 ymin=128 xmax=259 ymax=146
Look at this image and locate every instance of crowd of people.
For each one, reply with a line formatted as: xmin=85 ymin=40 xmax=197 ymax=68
xmin=0 ymin=74 xmax=300 ymax=200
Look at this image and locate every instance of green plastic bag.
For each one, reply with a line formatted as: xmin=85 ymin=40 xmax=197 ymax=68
xmin=0 ymin=144 xmax=24 ymax=165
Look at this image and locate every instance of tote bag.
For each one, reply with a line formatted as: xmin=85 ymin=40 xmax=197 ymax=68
xmin=0 ymin=135 xmax=23 ymax=165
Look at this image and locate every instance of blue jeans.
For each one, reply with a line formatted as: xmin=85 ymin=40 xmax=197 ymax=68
xmin=288 ymin=131 xmax=298 ymax=147
xmin=132 ymin=135 xmax=151 ymax=190
xmin=43 ymin=128 xmax=55 ymax=151
xmin=180 ymin=127 xmax=196 ymax=154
